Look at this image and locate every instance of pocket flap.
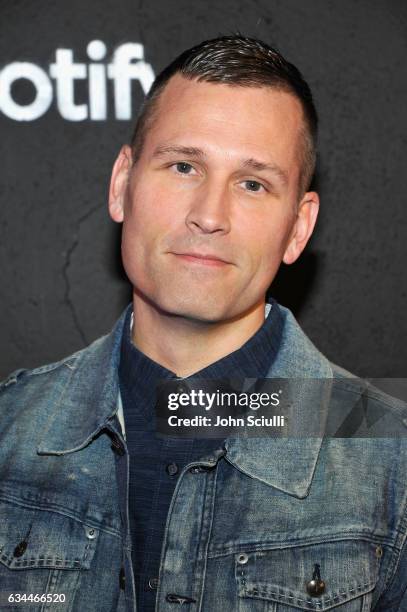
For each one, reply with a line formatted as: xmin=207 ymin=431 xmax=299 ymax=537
xmin=0 ymin=502 xmax=98 ymax=570
xmin=236 ymin=540 xmax=381 ymax=610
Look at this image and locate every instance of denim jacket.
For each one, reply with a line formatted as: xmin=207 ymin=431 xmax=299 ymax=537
xmin=1 ymin=304 xmax=407 ymax=612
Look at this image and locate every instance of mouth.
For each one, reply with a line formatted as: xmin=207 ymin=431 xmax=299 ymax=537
xmin=171 ymin=252 xmax=232 ymax=267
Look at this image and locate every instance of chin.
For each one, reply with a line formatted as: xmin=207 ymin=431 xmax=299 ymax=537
xmin=157 ymin=293 xmax=233 ymax=323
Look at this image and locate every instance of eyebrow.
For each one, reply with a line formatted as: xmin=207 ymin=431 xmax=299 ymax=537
xmin=152 ymin=145 xmax=205 ymax=160
xmin=242 ymin=157 xmax=288 ymax=186
xmin=152 ymin=145 xmax=288 ymax=186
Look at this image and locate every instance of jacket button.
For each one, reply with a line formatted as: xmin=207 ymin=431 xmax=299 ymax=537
xmin=85 ymin=527 xmax=97 ymax=540
xmin=166 ymin=462 xmax=179 ymax=476
xmin=119 ymin=566 xmax=126 ymax=590
xmin=189 ymin=465 xmax=213 ymax=473
xmin=13 ymin=540 xmax=28 ymax=558
xmin=307 ymin=563 xmax=325 ymax=596
xmin=165 ymin=593 xmax=196 ymax=604
xmin=306 ymin=578 xmax=326 ymax=596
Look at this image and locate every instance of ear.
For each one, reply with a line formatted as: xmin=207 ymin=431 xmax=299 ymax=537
xmin=108 ymin=145 xmax=133 ymax=223
xmin=282 ymin=191 xmax=320 ymax=265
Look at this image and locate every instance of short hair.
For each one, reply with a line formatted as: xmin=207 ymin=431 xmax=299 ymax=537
xmin=130 ymin=34 xmax=318 ymax=197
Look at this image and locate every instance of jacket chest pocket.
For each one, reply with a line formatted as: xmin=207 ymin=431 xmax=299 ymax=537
xmin=236 ymin=540 xmax=381 ymax=612
xmin=0 ymin=501 xmax=98 ymax=611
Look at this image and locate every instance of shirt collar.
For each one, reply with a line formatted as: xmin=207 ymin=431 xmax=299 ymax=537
xmin=118 ymin=298 xmax=283 ymax=420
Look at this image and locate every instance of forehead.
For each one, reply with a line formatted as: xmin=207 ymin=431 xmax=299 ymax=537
xmin=144 ymin=74 xmax=304 ymax=181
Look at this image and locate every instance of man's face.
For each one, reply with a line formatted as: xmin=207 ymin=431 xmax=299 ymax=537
xmin=110 ymin=74 xmax=318 ymax=323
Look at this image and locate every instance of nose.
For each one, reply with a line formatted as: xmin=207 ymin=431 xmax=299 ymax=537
xmin=185 ymin=178 xmax=231 ymax=235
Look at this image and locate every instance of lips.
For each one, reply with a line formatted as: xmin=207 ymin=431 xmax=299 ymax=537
xmin=172 ymin=252 xmax=231 ymax=266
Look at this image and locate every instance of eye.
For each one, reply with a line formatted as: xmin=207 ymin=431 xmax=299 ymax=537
xmin=173 ymin=162 xmax=195 ymax=174
xmin=242 ymin=179 xmax=266 ymax=193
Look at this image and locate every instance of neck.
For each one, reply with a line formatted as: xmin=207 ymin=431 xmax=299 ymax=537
xmin=131 ymin=293 xmax=266 ymax=377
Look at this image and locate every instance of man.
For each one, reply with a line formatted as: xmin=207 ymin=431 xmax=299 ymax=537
xmin=0 ymin=35 xmax=406 ymax=612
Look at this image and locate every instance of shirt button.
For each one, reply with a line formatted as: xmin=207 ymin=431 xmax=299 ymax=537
xmin=166 ymin=462 xmax=179 ymax=476
xmin=148 ymin=577 xmax=159 ymax=590
xmin=176 ymin=381 xmax=188 ymax=394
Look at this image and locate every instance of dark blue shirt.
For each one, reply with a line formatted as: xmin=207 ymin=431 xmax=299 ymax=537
xmin=118 ymin=300 xmax=283 ymax=611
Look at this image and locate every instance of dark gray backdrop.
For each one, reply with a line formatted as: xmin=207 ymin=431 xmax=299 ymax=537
xmin=1 ymin=0 xmax=406 ymax=379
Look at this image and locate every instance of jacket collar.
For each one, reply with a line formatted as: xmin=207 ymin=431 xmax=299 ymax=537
xmin=37 ymin=303 xmax=333 ymax=498
xmin=224 ymin=304 xmax=333 ymax=499
xmin=37 ymin=307 xmax=128 ymax=456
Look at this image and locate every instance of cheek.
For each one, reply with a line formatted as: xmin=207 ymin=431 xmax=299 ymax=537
xmin=243 ymin=214 xmax=292 ymax=263
xmin=120 ymin=197 xmax=151 ymax=271
xmin=125 ymin=180 xmax=183 ymax=231
xmin=120 ymin=186 xmax=181 ymax=276
xmin=120 ymin=215 xmax=161 ymax=293
xmin=239 ymin=214 xmax=295 ymax=289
